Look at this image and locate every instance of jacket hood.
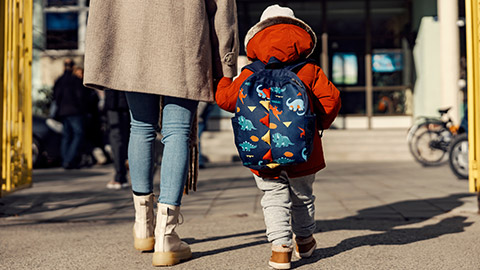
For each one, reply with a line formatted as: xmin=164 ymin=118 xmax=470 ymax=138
xmin=245 ymin=16 xmax=317 ymax=61
xmin=245 ymin=22 xmax=316 ymax=64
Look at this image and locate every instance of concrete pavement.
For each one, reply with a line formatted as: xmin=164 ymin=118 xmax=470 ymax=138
xmin=1 ymin=129 xmax=480 ymax=269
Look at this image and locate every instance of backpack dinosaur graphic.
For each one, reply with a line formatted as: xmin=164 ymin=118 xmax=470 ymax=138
xmin=231 ymin=58 xmax=317 ymax=170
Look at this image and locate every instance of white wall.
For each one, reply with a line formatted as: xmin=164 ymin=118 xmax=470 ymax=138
xmin=413 ymin=17 xmax=442 ymax=119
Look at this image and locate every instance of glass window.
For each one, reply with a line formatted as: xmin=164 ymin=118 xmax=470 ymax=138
xmin=332 ymin=53 xmax=358 ymax=85
xmin=372 ymin=52 xmax=403 ymax=73
xmin=372 ymin=49 xmax=403 ymax=86
xmin=47 ymin=0 xmax=78 ymax=6
xmin=327 ymin=1 xmax=366 ymax=37
xmin=339 ymin=92 xmax=366 ymax=115
xmin=46 ymin=12 xmax=79 ymax=50
xmin=373 ymin=90 xmax=407 ymax=115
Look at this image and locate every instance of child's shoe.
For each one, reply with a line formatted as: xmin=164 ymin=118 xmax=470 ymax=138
xmin=294 ymin=235 xmax=317 ymax=258
xmin=269 ymin=245 xmax=292 ymax=270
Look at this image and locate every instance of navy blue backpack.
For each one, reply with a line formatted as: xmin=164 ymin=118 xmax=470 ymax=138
xmin=231 ymin=57 xmax=317 ymax=170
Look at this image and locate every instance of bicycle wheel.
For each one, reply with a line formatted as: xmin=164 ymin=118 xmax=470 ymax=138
xmin=407 ymin=123 xmax=429 ymax=160
xmin=448 ymin=133 xmax=469 ymax=179
xmin=411 ymin=129 xmax=447 ymax=166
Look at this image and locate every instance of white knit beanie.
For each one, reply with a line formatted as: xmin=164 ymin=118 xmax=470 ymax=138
xmin=260 ymin=4 xmax=295 ymax=21
xmin=244 ymin=4 xmax=317 ymax=57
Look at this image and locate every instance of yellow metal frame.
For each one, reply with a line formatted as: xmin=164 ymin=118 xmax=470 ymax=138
xmin=1 ymin=0 xmax=33 ymax=197
xmin=466 ymin=0 xmax=480 ymax=192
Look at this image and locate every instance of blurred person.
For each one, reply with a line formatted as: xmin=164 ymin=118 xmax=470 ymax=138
xmin=104 ymin=89 xmax=130 ymax=190
xmin=215 ymin=5 xmax=341 ymax=269
xmin=197 ymin=102 xmax=215 ymax=168
xmin=83 ymin=0 xmax=238 ymax=266
xmin=74 ymin=66 xmax=109 ymax=166
xmin=53 ymin=58 xmax=90 ymax=169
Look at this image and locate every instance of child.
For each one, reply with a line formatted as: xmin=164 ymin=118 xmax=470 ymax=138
xmin=216 ymin=4 xmax=341 ymax=270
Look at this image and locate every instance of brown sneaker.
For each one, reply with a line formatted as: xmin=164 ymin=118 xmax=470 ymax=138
xmin=269 ymin=245 xmax=292 ymax=270
xmin=294 ymin=235 xmax=317 ymax=258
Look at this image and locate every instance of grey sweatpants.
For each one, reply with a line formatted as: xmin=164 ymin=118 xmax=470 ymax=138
xmin=253 ymin=171 xmax=316 ymax=246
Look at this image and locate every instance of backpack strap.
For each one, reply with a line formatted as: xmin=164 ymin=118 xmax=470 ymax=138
xmin=284 ymin=60 xmax=309 ymax=72
xmin=242 ymin=60 xmax=266 ymax=73
xmin=264 ymin=56 xmax=314 ymax=73
xmin=244 ymin=57 xmax=316 ymax=73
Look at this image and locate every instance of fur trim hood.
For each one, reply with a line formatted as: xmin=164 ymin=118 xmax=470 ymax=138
xmin=244 ymin=16 xmax=317 ymax=58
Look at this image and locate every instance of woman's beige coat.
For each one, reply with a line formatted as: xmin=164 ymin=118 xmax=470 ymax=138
xmin=84 ymin=0 xmax=239 ymax=102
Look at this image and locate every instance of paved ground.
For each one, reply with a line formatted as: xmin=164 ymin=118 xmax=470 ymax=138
xmin=1 ymin=129 xmax=480 ymax=270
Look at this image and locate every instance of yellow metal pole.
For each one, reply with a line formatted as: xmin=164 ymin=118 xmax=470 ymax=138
xmin=3 ymin=0 xmax=12 ymax=192
xmin=0 ymin=0 xmax=4 ymax=197
xmin=23 ymin=0 xmax=33 ymax=172
xmin=465 ymin=0 xmax=480 ymax=192
xmin=11 ymin=0 xmax=19 ymax=190
xmin=1 ymin=0 xmax=33 ymax=197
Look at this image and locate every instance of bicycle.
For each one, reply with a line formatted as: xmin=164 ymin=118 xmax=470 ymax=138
xmin=407 ymin=107 xmax=459 ymax=166
xmin=448 ymin=107 xmax=469 ymax=179
xmin=448 ymin=133 xmax=468 ymax=179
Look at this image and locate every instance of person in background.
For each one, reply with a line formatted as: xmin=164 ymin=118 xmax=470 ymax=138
xmin=53 ymin=58 xmax=90 ymax=169
xmin=104 ymin=89 xmax=130 ymax=190
xmin=83 ymin=0 xmax=239 ymax=266
xmin=197 ymin=102 xmax=216 ymax=168
xmin=73 ymin=66 xmax=109 ymax=167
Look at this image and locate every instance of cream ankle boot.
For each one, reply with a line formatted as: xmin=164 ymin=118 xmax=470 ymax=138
xmin=152 ymin=203 xmax=191 ymax=266
xmin=132 ymin=193 xmax=155 ymax=251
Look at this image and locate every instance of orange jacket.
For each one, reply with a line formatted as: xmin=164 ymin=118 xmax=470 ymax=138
xmin=216 ymin=24 xmax=341 ymax=178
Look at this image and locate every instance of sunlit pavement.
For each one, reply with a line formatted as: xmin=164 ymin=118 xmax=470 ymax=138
xmin=1 ymin=129 xmax=480 ymax=269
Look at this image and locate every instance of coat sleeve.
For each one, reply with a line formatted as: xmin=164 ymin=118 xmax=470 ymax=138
xmin=308 ymin=64 xmax=341 ymax=129
xmin=206 ymin=0 xmax=239 ymax=79
xmin=215 ymin=69 xmax=253 ymax=113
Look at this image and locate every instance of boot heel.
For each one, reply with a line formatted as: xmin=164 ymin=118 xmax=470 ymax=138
xmin=152 ymin=249 xmax=192 ymax=266
xmin=153 ymin=203 xmax=192 ymax=266
xmin=133 ymin=230 xmax=155 ymax=251
xmin=269 ymin=245 xmax=292 ymax=270
xmin=294 ymin=236 xmax=316 ymax=258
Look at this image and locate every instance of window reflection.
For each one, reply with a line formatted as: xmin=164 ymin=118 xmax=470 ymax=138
xmin=47 ymin=0 xmax=78 ymax=6
xmin=332 ymin=53 xmax=359 ymax=85
xmin=46 ymin=12 xmax=78 ymax=49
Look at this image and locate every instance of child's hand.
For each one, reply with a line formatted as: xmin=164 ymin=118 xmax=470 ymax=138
xmin=213 ymin=77 xmax=231 ymax=93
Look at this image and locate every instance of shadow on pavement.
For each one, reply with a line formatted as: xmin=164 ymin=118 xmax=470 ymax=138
xmin=32 ymin=168 xmax=110 ymax=183
xmin=185 ymin=229 xmax=266 ymax=245
xmin=191 ymin=239 xmax=267 ymax=259
xmin=185 ymin=229 xmax=268 ymax=259
xmin=294 ymin=216 xmax=472 ymax=268
xmin=0 ymin=189 xmax=131 ymax=224
xmin=0 ymin=165 xmax=132 ymax=225
xmin=185 ymin=193 xmax=474 ymax=265
xmin=318 ymin=193 xmax=473 ymax=232
xmin=292 ymin=193 xmax=474 ymax=268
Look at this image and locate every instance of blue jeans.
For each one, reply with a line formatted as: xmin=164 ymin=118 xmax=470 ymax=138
xmin=61 ymin=115 xmax=85 ymax=168
xmin=125 ymin=92 xmax=198 ymax=206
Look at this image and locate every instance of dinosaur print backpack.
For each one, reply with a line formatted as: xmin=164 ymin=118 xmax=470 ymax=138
xmin=231 ymin=57 xmax=317 ymax=171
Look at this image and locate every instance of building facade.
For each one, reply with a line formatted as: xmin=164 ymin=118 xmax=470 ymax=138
xmin=33 ymin=0 xmax=464 ymax=129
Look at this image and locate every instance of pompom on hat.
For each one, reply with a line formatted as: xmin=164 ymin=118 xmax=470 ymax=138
xmin=244 ymin=4 xmax=317 ymax=58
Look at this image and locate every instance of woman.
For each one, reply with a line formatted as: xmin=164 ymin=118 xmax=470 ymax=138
xmin=83 ymin=1 xmax=238 ymax=266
